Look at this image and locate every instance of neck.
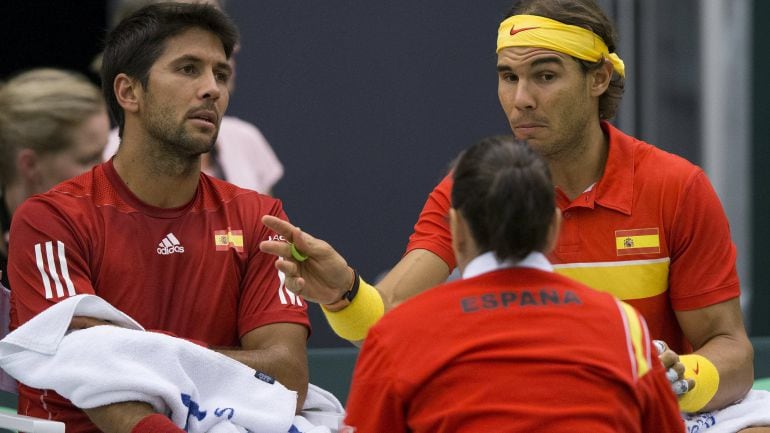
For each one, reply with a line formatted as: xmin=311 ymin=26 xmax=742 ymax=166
xmin=113 ymin=130 xmax=202 ymax=209
xmin=547 ymin=120 xmax=608 ymax=200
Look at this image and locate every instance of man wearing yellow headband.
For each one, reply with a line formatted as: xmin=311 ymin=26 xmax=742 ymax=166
xmin=260 ymin=0 xmax=767 ymax=430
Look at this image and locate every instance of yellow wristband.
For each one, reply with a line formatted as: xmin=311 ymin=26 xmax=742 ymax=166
xmin=321 ymin=278 xmax=384 ymax=341
xmin=678 ymin=354 xmax=720 ymax=413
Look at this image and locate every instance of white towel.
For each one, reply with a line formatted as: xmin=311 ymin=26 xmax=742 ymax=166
xmin=296 ymin=384 xmax=344 ymax=432
xmin=683 ymin=390 xmax=770 ymax=433
xmin=0 ymin=295 xmax=298 ymax=433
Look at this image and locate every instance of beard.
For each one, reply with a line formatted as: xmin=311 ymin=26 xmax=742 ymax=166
xmin=142 ymin=94 xmax=218 ymax=159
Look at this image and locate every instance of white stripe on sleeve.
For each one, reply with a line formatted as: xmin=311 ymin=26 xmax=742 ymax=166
xmin=57 ymin=241 xmax=76 ymax=296
xmin=34 ymin=243 xmax=53 ymax=299
xmin=44 ymin=241 xmax=65 ymax=298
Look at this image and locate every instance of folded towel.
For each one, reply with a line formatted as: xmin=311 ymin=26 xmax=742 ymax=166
xmin=683 ymin=390 xmax=770 ymax=433
xmin=0 ymin=295 xmax=297 ymax=433
xmin=296 ymin=384 xmax=345 ymax=432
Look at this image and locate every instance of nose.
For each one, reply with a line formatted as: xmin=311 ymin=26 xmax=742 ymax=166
xmin=513 ymin=80 xmax=535 ymax=111
xmin=199 ymin=70 xmax=222 ymax=101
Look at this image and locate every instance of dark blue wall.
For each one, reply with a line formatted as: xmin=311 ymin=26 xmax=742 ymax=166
xmin=226 ymin=2 xmax=514 ymax=345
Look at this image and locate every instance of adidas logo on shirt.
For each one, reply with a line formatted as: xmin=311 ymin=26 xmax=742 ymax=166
xmin=157 ymin=233 xmax=185 ymax=255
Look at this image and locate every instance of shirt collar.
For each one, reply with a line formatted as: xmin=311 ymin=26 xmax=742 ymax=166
xmin=594 ymin=121 xmax=635 ymax=215
xmin=558 ymin=121 xmax=635 ymax=215
xmin=462 ymin=251 xmax=553 ymax=279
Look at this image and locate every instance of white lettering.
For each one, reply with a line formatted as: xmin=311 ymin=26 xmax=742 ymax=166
xmin=156 ymin=245 xmax=185 ymax=255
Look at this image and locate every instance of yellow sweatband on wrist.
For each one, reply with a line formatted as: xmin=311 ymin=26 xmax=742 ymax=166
xmin=678 ymin=353 xmax=720 ymax=413
xmin=497 ymin=14 xmax=625 ymax=78
xmin=321 ymin=278 xmax=384 ymax=341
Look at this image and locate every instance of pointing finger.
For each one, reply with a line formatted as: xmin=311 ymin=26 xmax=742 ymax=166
xmin=262 ymin=215 xmax=298 ymax=240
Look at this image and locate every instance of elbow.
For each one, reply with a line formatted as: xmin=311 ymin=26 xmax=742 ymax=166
xmin=283 ymin=349 xmax=308 ymax=413
xmin=293 ymin=364 xmax=309 ymax=413
xmin=738 ymin=337 xmax=755 ymax=395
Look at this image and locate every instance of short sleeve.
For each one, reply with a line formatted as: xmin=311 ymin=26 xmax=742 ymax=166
xmin=8 ymin=197 xmax=96 ymax=329
xmin=668 ymin=171 xmax=740 ymax=311
xmin=236 ymin=198 xmax=309 ymax=337
xmin=405 ymin=174 xmax=456 ymax=269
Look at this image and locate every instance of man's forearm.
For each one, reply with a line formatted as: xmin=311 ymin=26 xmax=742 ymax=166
xmin=84 ymin=401 xmax=157 ymax=433
xmin=694 ymin=333 xmax=754 ymax=411
xmin=216 ymin=345 xmax=309 ymax=410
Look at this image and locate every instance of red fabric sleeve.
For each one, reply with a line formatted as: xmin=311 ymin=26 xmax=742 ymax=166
xmin=237 ymin=199 xmax=309 ymax=338
xmin=8 ymin=197 xmax=96 ymax=329
xmin=132 ymin=414 xmax=185 ymax=433
xmin=405 ymin=174 xmax=456 ymax=269
xmin=344 ymin=327 xmax=408 ymax=433
xmin=668 ymin=171 xmax=740 ymax=311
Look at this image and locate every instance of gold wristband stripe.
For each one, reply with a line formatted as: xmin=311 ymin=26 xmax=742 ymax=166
xmin=678 ymin=353 xmax=720 ymax=413
xmin=321 ymin=278 xmax=384 ymax=341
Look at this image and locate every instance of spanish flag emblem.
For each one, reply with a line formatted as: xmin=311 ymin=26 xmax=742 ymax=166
xmin=615 ymin=228 xmax=660 ymax=256
xmin=214 ymin=228 xmax=244 ymax=252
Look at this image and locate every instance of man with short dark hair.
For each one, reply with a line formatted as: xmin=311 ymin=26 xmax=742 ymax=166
xmin=9 ymin=4 xmax=309 ymax=433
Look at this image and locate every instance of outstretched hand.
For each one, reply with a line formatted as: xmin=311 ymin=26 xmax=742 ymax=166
xmin=259 ymin=215 xmax=355 ymax=305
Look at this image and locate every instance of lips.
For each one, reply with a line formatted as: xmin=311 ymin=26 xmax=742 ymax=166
xmin=512 ymin=122 xmax=545 ymax=129
xmin=513 ymin=123 xmax=545 ymax=131
xmin=188 ymin=109 xmax=218 ymax=126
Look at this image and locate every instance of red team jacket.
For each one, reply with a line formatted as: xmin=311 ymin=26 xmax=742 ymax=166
xmin=344 ymin=266 xmax=684 ymax=433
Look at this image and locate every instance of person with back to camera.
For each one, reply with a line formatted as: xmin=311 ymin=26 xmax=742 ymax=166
xmin=341 ymin=136 xmax=684 ymax=433
xmin=8 ymin=4 xmax=309 ymax=433
xmin=260 ymin=0 xmax=770 ymax=430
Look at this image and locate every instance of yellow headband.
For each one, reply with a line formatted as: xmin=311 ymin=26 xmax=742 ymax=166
xmin=497 ymin=14 xmax=625 ymax=78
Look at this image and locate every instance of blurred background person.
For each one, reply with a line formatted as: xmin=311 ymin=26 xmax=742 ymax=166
xmin=96 ymin=0 xmax=285 ymax=195
xmin=0 ymin=67 xmax=109 ymax=392
xmin=0 ymin=67 xmax=109 ymax=291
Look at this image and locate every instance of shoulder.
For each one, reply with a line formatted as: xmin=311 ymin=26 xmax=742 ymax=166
xmin=371 ymin=279 xmax=455 ymax=336
xmin=612 ymin=125 xmax=702 ymax=178
xmin=200 ymin=175 xmax=284 ymax=214
xmin=17 ymin=168 xmax=101 ymax=218
xmin=607 ymin=124 xmax=705 ymax=198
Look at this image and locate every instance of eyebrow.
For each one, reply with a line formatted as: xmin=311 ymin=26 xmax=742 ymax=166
xmin=497 ymin=55 xmax=566 ymax=72
xmin=171 ymin=54 xmax=232 ymax=74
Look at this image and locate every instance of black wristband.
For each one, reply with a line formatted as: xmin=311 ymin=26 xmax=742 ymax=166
xmin=344 ymin=269 xmax=361 ymax=302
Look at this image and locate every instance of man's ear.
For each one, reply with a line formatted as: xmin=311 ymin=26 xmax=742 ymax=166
xmin=589 ymin=60 xmax=614 ymax=97
xmin=114 ymin=73 xmax=141 ymax=113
